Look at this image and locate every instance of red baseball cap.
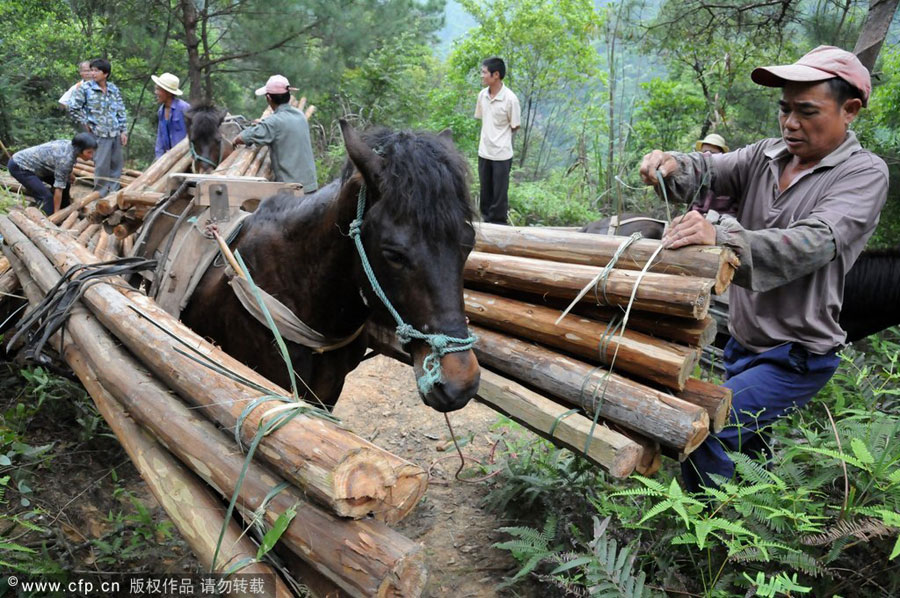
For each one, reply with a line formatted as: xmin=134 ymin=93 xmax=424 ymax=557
xmin=254 ymin=74 xmax=298 ymax=96
xmin=751 ymin=45 xmax=871 ymax=107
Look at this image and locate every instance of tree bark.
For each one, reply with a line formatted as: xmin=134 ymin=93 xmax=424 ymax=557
xmin=676 ymin=377 xmax=731 ymax=434
xmin=474 ymin=223 xmax=738 ymax=294
xmin=471 ymin=325 xmax=709 ymax=454
xmin=465 ymin=289 xmax=698 ymax=390
xmin=853 ymin=0 xmax=900 ymax=72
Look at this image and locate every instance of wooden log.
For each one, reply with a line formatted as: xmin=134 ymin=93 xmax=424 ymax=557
xmin=367 ymin=325 xmax=641 ymax=478
xmin=9 ymin=209 xmax=429 ymax=524
xmin=86 ymin=228 xmax=102 ymax=252
xmin=117 ymin=190 xmax=165 ymax=207
xmin=224 ymin=146 xmax=259 ymax=177
xmin=247 ymin=145 xmax=270 ymax=178
xmin=0 ymin=234 xmax=426 ymax=598
xmin=676 ymin=378 xmax=731 ymax=434
xmin=76 ymin=223 xmax=100 ymax=246
xmin=465 ymin=251 xmax=714 ymax=320
xmin=118 ymin=136 xmax=189 ymax=195
xmin=259 ymin=151 xmax=273 ymax=180
xmin=465 ymin=289 xmax=697 ymax=391
xmin=49 ymin=190 xmax=102 ymax=225
xmin=94 ymin=198 xmax=117 ymax=216
xmin=93 ymin=230 xmax=111 ymax=258
xmin=470 ymin=325 xmax=709 ymax=454
xmin=474 ymin=222 xmax=739 ymax=294
xmin=474 ymin=286 xmax=718 ymax=349
xmin=3 ymin=257 xmax=292 ymax=596
xmin=149 ymin=151 xmax=194 ymax=193
xmin=609 ymin=425 xmax=662 ymax=476
xmin=113 ymin=220 xmax=141 ymax=240
xmin=69 ymin=217 xmax=90 ymax=237
xmin=60 ymin=211 xmax=79 ymax=230
xmin=122 ymin=233 xmax=134 ymax=256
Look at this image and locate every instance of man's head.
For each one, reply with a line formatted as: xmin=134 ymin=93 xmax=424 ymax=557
xmin=78 ymin=61 xmax=91 ymax=81
xmin=90 ymin=58 xmax=111 ymax=83
xmin=72 ymin=132 xmax=98 ymax=161
xmin=480 ymin=57 xmax=506 ymax=87
xmin=695 ymin=133 xmax=728 ymax=154
xmin=151 ymin=72 xmax=183 ymax=104
xmin=752 ymin=46 xmax=868 ymax=164
xmin=254 ymin=74 xmax=295 ymax=108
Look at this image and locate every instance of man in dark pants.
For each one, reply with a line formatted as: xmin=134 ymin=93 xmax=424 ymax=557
xmin=7 ymin=133 xmax=98 ymax=214
xmin=474 ymin=57 xmax=521 ymax=224
xmin=640 ymin=46 xmax=888 ymax=492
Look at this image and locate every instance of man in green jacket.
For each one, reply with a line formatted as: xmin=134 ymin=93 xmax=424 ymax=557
xmin=233 ymin=75 xmax=318 ymax=192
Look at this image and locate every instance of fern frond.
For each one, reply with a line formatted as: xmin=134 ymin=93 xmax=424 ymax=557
xmin=800 ymin=517 xmax=897 ymax=546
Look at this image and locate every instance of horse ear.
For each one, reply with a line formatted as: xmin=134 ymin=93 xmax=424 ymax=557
xmin=340 ymin=119 xmax=384 ymax=182
xmin=437 ymin=128 xmax=453 ymax=144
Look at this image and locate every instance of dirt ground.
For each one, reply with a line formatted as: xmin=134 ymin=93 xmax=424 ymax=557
xmin=335 ymin=356 xmax=537 ymax=598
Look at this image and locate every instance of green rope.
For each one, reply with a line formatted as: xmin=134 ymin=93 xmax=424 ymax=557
xmin=348 ymin=185 xmax=476 ymax=395
xmin=190 ymin=141 xmax=219 ymax=170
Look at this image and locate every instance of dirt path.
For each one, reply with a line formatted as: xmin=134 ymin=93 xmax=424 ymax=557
xmin=334 ymin=355 xmax=536 ymax=598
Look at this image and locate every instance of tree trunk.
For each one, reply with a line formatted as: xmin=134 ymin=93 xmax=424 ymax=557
xmin=853 ymin=0 xmax=900 ymax=71
xmin=474 ymin=222 xmax=738 ymax=294
xmin=179 ymin=0 xmax=205 ymax=104
xmin=465 ymin=251 xmax=714 ymax=320
xmin=5 ymin=209 xmax=428 ymax=524
xmin=471 ymin=325 xmax=709 ymax=454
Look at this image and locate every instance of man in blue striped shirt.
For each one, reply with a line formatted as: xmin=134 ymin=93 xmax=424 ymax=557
xmin=67 ymin=58 xmax=128 ymax=197
xmin=7 ymin=133 xmax=98 ymax=214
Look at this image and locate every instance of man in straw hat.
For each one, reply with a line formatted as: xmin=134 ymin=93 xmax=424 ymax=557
xmin=232 ymin=74 xmax=317 ymax=191
xmin=695 ymin=133 xmax=729 ymax=154
xmin=639 ymin=46 xmax=888 ymax=492
xmin=152 ymin=72 xmax=191 ymax=160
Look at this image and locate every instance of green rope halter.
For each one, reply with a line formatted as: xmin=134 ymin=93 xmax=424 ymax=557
xmin=190 ymin=140 xmax=220 ymax=170
xmin=348 ymin=184 xmax=477 ymax=395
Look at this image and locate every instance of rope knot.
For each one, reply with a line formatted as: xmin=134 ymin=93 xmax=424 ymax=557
xmin=348 ymin=218 xmax=362 ymax=238
xmin=395 ymin=323 xmax=415 ymax=345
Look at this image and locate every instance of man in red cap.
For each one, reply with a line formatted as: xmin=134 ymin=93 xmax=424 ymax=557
xmin=639 ymin=46 xmax=888 ymax=492
xmin=233 ymin=74 xmax=318 ymax=191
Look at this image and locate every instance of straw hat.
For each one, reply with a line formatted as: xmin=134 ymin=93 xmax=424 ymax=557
xmin=695 ymin=133 xmax=729 ymax=153
xmin=151 ymin=72 xmax=183 ymax=96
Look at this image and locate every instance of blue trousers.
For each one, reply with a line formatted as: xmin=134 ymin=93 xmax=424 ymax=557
xmin=7 ymin=158 xmax=70 ymax=214
xmin=682 ymin=337 xmax=840 ymax=492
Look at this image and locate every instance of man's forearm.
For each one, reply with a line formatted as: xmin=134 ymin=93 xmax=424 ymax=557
xmin=714 ymin=216 xmax=836 ymax=292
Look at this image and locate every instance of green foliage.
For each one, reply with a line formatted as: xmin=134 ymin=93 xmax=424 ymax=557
xmin=490 ymin=330 xmax=900 ymax=597
xmin=632 ymin=78 xmax=707 ymax=154
xmin=507 ymin=167 xmax=603 ymax=227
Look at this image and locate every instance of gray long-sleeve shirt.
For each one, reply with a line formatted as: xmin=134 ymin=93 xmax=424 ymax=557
xmin=663 ymin=132 xmax=888 ymax=353
xmin=240 ymin=103 xmax=317 ymax=191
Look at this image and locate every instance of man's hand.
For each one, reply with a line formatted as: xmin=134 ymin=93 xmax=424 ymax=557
xmin=639 ymin=150 xmax=679 ymax=185
xmin=120 ymin=132 xmax=128 ymax=147
xmin=662 ymin=210 xmax=716 ymax=249
xmin=232 ymin=135 xmax=245 ymax=147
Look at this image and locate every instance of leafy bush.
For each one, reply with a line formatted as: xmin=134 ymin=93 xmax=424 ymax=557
xmin=491 ymin=329 xmax=900 ymax=597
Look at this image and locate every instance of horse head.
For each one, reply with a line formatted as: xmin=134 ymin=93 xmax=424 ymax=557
xmin=338 ymin=120 xmax=480 ymax=413
xmin=185 ymin=104 xmax=228 ymax=173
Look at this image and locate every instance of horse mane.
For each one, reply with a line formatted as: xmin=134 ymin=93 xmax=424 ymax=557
xmin=842 ymin=246 xmax=900 ymax=318
xmin=341 ymin=127 xmax=475 ymax=239
xmin=186 ymin=103 xmax=222 ymax=138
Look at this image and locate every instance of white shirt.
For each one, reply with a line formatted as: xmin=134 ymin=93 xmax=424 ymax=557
xmin=474 ymin=84 xmax=521 ymax=161
xmin=59 ymin=81 xmax=85 ymax=105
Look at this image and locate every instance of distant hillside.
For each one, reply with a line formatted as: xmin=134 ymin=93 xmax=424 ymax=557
xmin=436 ymin=0 xmax=477 ymax=59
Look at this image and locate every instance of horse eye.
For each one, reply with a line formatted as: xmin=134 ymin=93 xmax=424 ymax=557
xmin=382 ymin=248 xmax=409 ymax=268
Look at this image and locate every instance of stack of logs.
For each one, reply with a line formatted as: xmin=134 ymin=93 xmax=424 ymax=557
xmin=0 ymin=207 xmax=430 ymax=597
xmin=372 ymin=223 xmax=738 ymax=479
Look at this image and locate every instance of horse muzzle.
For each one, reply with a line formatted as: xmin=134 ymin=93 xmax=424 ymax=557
xmin=412 ymin=348 xmax=480 ymax=412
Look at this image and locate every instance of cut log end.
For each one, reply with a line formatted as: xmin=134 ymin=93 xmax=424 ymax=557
xmin=375 ymin=545 xmax=427 ymax=598
xmin=332 ymin=449 xmax=427 ymax=523
xmin=681 ymin=412 xmax=710 ymax=456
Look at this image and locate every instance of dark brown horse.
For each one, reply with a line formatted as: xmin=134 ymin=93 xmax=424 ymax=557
xmin=840 ymin=247 xmax=900 ymax=343
xmin=184 ymin=104 xmax=235 ymax=173
xmin=181 ymin=121 xmax=480 ymax=412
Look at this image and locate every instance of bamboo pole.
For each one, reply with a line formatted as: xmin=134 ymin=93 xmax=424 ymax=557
xmin=473 ymin=223 xmax=739 ymax=294
xmin=9 ymin=209 xmax=429 ymax=524
xmin=464 ymin=289 xmax=697 ymax=391
xmin=465 ymin=251 xmax=714 ymax=320
xmin=471 ymin=325 xmax=709 ymax=454
xmin=0 ymin=232 xmax=427 ymax=597
xmin=367 ymin=325 xmax=642 ymax=478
